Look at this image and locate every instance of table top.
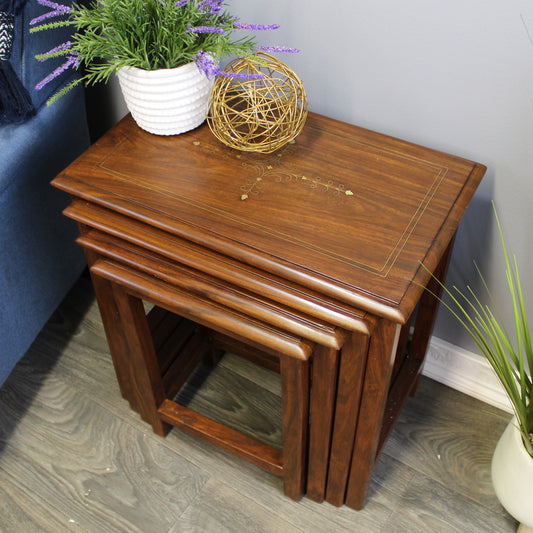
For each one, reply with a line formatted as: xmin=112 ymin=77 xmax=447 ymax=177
xmin=53 ymin=112 xmax=485 ymax=323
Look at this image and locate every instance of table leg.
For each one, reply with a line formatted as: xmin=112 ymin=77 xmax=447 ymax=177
xmin=110 ymin=283 xmax=170 ymax=437
xmin=88 ymin=271 xmax=139 ymax=410
xmin=325 ymin=331 xmax=370 ymax=506
xmin=280 ymin=353 xmax=310 ymax=501
xmin=307 ymin=344 xmax=340 ymax=502
xmin=344 ymin=319 xmax=400 ymax=510
xmin=409 ymin=234 xmax=455 ymax=396
xmin=82 ymin=240 xmax=141 ymax=413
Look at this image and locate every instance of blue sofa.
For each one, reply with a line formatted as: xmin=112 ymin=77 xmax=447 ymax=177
xmin=0 ymin=0 xmax=90 ymax=386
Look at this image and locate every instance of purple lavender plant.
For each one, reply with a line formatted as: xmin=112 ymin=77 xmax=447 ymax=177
xmin=194 ymin=50 xmax=264 ymax=79
xmin=36 ymin=41 xmax=73 ymax=61
xmin=233 ymin=22 xmax=280 ymax=31
xmin=30 ymin=0 xmax=300 ymax=103
xmin=35 ymin=54 xmax=78 ymax=91
xmin=30 ymin=0 xmax=81 ymax=105
xmin=198 ymin=0 xmax=224 ymax=14
xmin=187 ymin=24 xmax=225 ymax=34
xmin=30 ymin=0 xmax=70 ymax=25
xmin=193 ymin=51 xmax=220 ymax=77
xmin=257 ymin=46 xmax=299 ymax=54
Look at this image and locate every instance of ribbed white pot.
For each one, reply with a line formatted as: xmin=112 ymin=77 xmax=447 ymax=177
xmin=491 ymin=417 xmax=533 ymax=532
xmin=117 ymin=63 xmax=213 ymax=135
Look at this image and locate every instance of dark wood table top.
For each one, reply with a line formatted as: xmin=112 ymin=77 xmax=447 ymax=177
xmin=53 ymin=112 xmax=485 ymax=323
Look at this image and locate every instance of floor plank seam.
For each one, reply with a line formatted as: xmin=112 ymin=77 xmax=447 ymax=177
xmin=0 ymin=276 xmax=519 ymax=532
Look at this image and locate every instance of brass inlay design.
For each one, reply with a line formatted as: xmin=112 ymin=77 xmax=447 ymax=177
xmin=95 ymin=127 xmax=451 ymax=288
xmin=240 ymin=177 xmax=263 ymax=201
xmin=300 ymin=176 xmax=354 ymax=197
xmin=192 ymin=140 xmax=233 ymax=161
xmin=192 ymin=140 xmax=354 ymax=202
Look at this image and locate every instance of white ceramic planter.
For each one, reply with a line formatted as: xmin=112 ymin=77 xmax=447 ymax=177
xmin=491 ymin=417 xmax=533 ymax=532
xmin=117 ymin=63 xmax=213 ymax=135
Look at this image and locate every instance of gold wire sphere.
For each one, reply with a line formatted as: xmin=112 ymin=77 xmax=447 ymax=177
xmin=207 ymin=53 xmax=308 ymax=153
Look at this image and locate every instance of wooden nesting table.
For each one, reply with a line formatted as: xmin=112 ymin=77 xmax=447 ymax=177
xmin=53 ymin=112 xmax=485 ymax=509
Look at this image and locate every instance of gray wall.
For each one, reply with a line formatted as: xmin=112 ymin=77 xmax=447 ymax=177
xmin=226 ymin=0 xmax=533 ymax=357
xmin=99 ymin=0 xmax=533 ymax=360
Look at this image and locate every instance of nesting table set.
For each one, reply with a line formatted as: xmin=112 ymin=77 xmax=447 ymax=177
xmin=53 ymin=112 xmax=485 ymax=509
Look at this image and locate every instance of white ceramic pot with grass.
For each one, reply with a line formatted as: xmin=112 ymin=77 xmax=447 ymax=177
xmin=491 ymin=417 xmax=533 ymax=533
xmin=117 ymin=62 xmax=213 ymax=136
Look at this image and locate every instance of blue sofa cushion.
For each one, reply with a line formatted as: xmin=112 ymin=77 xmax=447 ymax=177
xmin=0 ymin=83 xmax=89 ymax=386
xmin=0 ymin=0 xmax=90 ymax=389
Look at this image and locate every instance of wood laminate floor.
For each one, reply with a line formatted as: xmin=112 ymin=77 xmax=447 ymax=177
xmin=0 ymin=274 xmax=517 ymax=532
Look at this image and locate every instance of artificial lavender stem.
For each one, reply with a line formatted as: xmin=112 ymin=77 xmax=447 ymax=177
xmin=36 ymin=41 xmax=72 ymax=61
xmin=36 ymin=0 xmax=70 ymax=11
xmin=35 ymin=55 xmax=77 ymax=90
xmin=187 ymin=25 xmax=225 ymax=34
xmin=257 ymin=46 xmax=300 ymax=53
xmin=234 ymin=22 xmax=280 ymax=30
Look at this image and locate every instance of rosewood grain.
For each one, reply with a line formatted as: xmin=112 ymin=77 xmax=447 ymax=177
xmin=53 ymin=111 xmax=485 ymax=508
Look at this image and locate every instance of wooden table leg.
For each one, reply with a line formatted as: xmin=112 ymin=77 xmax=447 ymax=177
xmin=280 ymin=353 xmax=310 ymax=501
xmin=409 ymin=234 xmax=455 ymax=395
xmin=110 ymin=283 xmax=170 ymax=437
xmin=325 ymin=331 xmax=370 ymax=506
xmin=344 ymin=319 xmax=400 ymax=510
xmin=89 ymin=271 xmax=140 ymax=411
xmin=306 ymin=344 xmax=340 ymax=502
xmin=82 ymin=237 xmax=141 ymax=413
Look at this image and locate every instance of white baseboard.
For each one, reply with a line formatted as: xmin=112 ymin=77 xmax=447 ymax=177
xmin=422 ymin=337 xmax=513 ymax=414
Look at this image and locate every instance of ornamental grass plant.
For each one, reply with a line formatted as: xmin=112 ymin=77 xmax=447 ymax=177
xmin=428 ymin=204 xmax=533 ymax=458
xmin=30 ymin=0 xmax=296 ymax=104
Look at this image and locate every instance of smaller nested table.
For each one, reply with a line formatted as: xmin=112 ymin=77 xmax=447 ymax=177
xmin=53 ymin=112 xmax=484 ymax=509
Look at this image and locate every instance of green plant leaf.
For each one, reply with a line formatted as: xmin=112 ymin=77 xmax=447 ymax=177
xmin=418 ymin=201 xmax=533 ymax=457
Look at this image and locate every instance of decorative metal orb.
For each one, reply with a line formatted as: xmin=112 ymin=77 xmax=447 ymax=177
xmin=207 ymin=53 xmax=308 ymax=153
